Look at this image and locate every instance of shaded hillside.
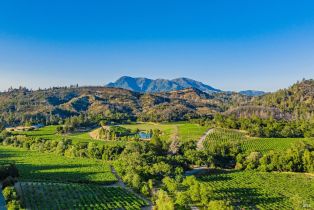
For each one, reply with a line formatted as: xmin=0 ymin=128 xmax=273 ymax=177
xmin=225 ymin=79 xmax=314 ymax=120
xmin=0 ymin=86 xmax=248 ymax=126
xmin=252 ymin=79 xmax=314 ymax=119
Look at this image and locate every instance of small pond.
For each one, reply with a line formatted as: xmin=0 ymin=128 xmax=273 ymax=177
xmin=138 ymin=132 xmax=152 ymax=139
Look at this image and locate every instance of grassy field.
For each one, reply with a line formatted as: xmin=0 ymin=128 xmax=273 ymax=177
xmin=198 ymin=170 xmax=314 ymax=209
xmin=204 ymin=128 xmax=309 ymax=153
xmin=19 ymin=182 xmax=148 ymax=210
xmin=121 ymin=122 xmax=209 ymax=142
xmin=11 ymin=125 xmax=113 ymax=145
xmin=0 ymin=145 xmax=117 ymax=184
xmin=11 ymin=122 xmax=210 ymax=144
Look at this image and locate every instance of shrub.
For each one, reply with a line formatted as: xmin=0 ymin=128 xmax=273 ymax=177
xmin=2 ymin=176 xmax=16 ymax=189
xmin=2 ymin=186 xmax=24 ymax=210
xmin=207 ymin=200 xmax=234 ymax=210
xmin=0 ymin=164 xmax=19 ymax=181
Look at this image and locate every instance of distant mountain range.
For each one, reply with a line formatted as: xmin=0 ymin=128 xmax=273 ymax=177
xmin=106 ymin=76 xmax=266 ymax=96
xmin=238 ymin=90 xmax=267 ymax=97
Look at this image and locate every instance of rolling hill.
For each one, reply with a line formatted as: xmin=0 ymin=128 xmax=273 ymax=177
xmin=0 ymin=79 xmax=313 ymax=126
xmin=0 ymin=86 xmax=248 ymax=126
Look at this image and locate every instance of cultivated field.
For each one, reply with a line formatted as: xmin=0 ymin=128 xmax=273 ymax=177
xmin=19 ymin=182 xmax=148 ymax=210
xmin=199 ymin=170 xmax=314 ymax=209
xmin=0 ymin=145 xmax=117 ymax=184
xmin=204 ymin=128 xmax=309 ymax=153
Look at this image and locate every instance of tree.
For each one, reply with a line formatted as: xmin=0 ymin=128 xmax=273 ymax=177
xmin=162 ymin=177 xmax=177 ymax=193
xmin=141 ymin=183 xmax=150 ymax=196
xmin=154 ymin=190 xmax=174 ymax=210
xmin=302 ymin=150 xmax=314 ymax=172
xmin=0 ymin=121 xmax=4 ymax=132
xmin=207 ymin=200 xmax=234 ymax=210
xmin=200 ymin=184 xmax=213 ymax=205
xmin=245 ymin=151 xmax=262 ymax=170
xmin=175 ymin=191 xmax=190 ymax=208
xmin=150 ymin=131 xmax=164 ymax=154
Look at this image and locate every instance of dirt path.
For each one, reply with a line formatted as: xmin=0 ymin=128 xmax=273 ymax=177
xmin=196 ymin=128 xmax=214 ymax=150
xmin=109 ymin=166 xmax=153 ymax=210
xmin=0 ymin=185 xmax=7 ymax=210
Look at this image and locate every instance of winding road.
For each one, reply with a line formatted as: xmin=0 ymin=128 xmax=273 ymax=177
xmin=196 ymin=128 xmax=214 ymax=150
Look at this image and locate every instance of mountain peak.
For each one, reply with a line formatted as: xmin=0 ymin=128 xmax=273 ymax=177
xmin=106 ymin=76 xmax=221 ymax=93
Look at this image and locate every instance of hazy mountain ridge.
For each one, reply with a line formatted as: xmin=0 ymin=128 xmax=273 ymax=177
xmin=106 ymin=76 xmax=267 ymax=97
xmin=239 ymin=90 xmax=267 ymax=96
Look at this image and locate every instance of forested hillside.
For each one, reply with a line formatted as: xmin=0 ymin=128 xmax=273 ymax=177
xmin=224 ymin=79 xmax=314 ymax=120
xmin=0 ymin=79 xmax=314 ymax=128
xmin=252 ymin=79 xmax=314 ymax=119
xmin=0 ymin=86 xmax=248 ymax=126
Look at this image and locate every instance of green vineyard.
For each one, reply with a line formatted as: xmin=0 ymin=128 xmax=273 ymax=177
xmin=0 ymin=146 xmax=117 ymax=184
xmin=19 ymin=182 xmax=148 ymax=210
xmin=199 ymin=170 xmax=314 ymax=209
xmin=204 ymin=128 xmax=307 ymax=153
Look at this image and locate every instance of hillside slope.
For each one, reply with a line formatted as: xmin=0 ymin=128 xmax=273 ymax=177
xmin=0 ymin=86 xmax=248 ymax=126
xmin=226 ymin=79 xmax=314 ymax=120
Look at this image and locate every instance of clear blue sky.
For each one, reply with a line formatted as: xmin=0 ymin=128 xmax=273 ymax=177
xmin=1 ymin=0 xmax=314 ymax=92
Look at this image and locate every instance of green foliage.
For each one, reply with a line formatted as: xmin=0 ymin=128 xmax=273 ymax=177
xmin=207 ymin=200 xmax=234 ymax=210
xmin=97 ymin=126 xmax=131 ymax=140
xmin=236 ymin=141 xmax=314 ymax=173
xmin=198 ymin=170 xmax=314 ymax=209
xmin=0 ymin=145 xmax=117 ymax=184
xmin=114 ymin=141 xmax=187 ymax=194
xmin=212 ymin=114 xmax=314 ymax=138
xmin=0 ymin=163 xmax=19 ymax=180
xmin=204 ymin=128 xmax=309 ymax=154
xmin=154 ymin=190 xmax=175 ymax=210
xmin=20 ymin=182 xmax=148 ymax=210
xmin=162 ymin=177 xmax=178 ymax=193
xmin=2 ymin=186 xmax=24 ymax=210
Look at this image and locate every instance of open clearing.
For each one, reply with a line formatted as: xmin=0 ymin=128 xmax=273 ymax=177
xmin=0 ymin=145 xmax=117 ymax=184
xmin=11 ymin=125 xmax=109 ymax=145
xmin=121 ymin=122 xmax=210 ymax=142
xmin=12 ymin=122 xmax=210 ymax=144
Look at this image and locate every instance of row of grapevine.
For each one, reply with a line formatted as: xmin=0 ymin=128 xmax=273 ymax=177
xmin=0 ymin=146 xmax=117 ymax=184
xmin=198 ymin=171 xmax=313 ymax=209
xmin=204 ymin=128 xmax=304 ymax=153
xmin=20 ymin=182 xmax=148 ymax=210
